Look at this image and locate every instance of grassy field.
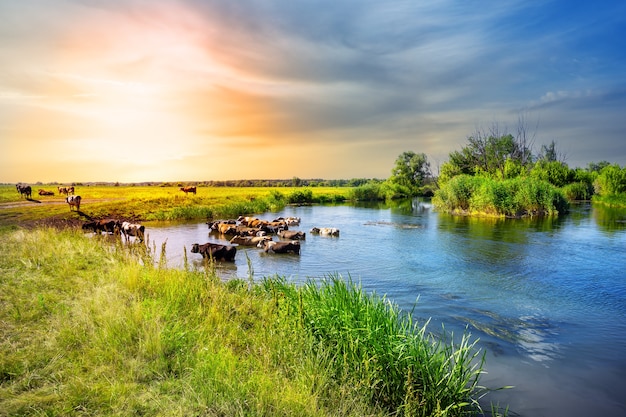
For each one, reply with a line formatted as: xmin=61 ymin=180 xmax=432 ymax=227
xmin=0 ymin=184 xmax=504 ymax=416
xmin=0 ymin=184 xmax=349 ymax=227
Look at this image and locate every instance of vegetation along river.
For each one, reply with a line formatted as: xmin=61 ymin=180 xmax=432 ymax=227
xmin=141 ymin=199 xmax=626 ymax=417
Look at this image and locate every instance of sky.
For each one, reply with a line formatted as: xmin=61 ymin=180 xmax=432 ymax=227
xmin=1 ymin=0 xmax=625 ymax=183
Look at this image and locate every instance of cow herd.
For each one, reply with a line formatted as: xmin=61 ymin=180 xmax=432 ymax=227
xmin=193 ymin=215 xmax=340 ymax=261
xmin=15 ymin=183 xmax=82 ymax=212
xmin=81 ymin=219 xmax=146 ymax=242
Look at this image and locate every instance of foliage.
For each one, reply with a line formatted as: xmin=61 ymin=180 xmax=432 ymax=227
xmin=529 ymin=160 xmax=573 ymax=187
xmin=594 ymin=164 xmax=626 ymax=196
xmin=562 ymin=182 xmax=594 ymax=201
xmin=287 ymin=188 xmax=313 ymax=204
xmin=433 ymin=175 xmax=568 ymax=217
xmin=390 ymin=151 xmax=431 ymax=192
xmin=447 ymin=131 xmax=533 ymax=179
xmin=349 ymin=182 xmax=384 ymax=201
xmin=264 ymin=276 xmax=488 ymax=417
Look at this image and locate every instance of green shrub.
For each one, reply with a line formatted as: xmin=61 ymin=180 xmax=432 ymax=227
xmin=434 ymin=175 xmax=568 ymax=217
xmin=287 ymin=189 xmax=313 ymax=204
xmin=562 ymin=182 xmax=594 ymax=201
xmin=349 ymin=183 xmax=383 ymax=201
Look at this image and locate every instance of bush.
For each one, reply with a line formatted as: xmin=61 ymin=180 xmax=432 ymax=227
xmin=594 ymin=164 xmax=626 ymax=195
xmin=433 ymin=175 xmax=568 ymax=217
xmin=287 ymin=189 xmax=313 ymax=204
xmin=349 ymin=183 xmax=383 ymax=201
xmin=562 ymin=182 xmax=594 ymax=201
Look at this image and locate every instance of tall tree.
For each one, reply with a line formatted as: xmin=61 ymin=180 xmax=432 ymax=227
xmin=390 ymin=151 xmax=431 ymax=189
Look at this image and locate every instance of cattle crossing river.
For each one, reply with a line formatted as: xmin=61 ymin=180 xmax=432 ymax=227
xmin=142 ymin=199 xmax=626 ymax=417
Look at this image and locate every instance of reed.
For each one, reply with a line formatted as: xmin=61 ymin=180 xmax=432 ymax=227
xmin=263 ymin=276 xmax=488 ymax=416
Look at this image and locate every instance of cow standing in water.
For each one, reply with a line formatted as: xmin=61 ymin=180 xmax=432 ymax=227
xmin=65 ymin=195 xmax=81 ymax=211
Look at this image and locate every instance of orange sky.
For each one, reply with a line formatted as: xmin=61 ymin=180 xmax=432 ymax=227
xmin=2 ymin=1 xmax=625 ymax=183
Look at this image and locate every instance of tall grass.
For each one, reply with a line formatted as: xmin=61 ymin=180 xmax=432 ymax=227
xmin=263 ymin=276 xmax=488 ymax=416
xmin=0 ymin=228 xmax=382 ymax=416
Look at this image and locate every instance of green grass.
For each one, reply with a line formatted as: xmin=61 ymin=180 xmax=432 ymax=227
xmin=0 ymin=185 xmax=350 ymax=226
xmin=0 ymin=227 xmax=496 ymax=416
xmin=432 ymin=175 xmax=569 ymax=217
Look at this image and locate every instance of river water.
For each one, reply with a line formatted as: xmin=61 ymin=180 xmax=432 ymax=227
xmin=141 ymin=199 xmax=626 ymax=417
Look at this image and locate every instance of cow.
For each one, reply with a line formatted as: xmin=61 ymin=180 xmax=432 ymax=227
xmin=274 ymin=216 xmax=301 ymax=226
xmin=16 ymin=184 xmax=32 ymax=199
xmin=38 ymin=189 xmax=54 ymax=196
xmin=58 ymin=186 xmax=68 ymax=195
xmin=180 ymin=186 xmax=196 ymax=195
xmin=65 ymin=195 xmax=81 ymax=211
xmin=277 ymin=229 xmax=306 ymax=240
xmin=82 ymin=219 xmax=120 ymax=234
xmin=257 ymin=240 xmax=301 ymax=254
xmin=229 ymin=235 xmax=272 ymax=246
xmin=191 ymin=242 xmax=237 ymax=262
xmin=310 ymin=227 xmax=340 ymax=237
xmin=120 ymin=221 xmax=145 ymax=242
xmin=66 ymin=186 xmax=75 ymax=195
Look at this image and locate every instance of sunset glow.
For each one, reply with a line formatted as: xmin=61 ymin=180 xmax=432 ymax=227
xmin=2 ymin=0 xmax=625 ymax=183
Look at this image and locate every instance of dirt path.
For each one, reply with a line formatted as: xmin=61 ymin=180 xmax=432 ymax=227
xmin=0 ymin=198 xmax=120 ymax=209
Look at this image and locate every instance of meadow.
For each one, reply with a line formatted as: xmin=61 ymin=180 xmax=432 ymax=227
xmin=0 ymin=184 xmax=501 ymax=416
xmin=0 ymin=184 xmax=348 ymax=227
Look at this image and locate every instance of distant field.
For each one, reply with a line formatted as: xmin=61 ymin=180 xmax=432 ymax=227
xmin=0 ymin=184 xmax=351 ymax=227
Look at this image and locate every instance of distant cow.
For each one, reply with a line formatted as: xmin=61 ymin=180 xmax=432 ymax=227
xmin=65 ymin=195 xmax=81 ymax=211
xmin=38 ymin=189 xmax=54 ymax=196
xmin=180 ymin=186 xmax=196 ymax=195
xmin=16 ymin=184 xmax=32 ymax=199
xmin=277 ymin=229 xmax=306 ymax=240
xmin=120 ymin=221 xmax=145 ymax=242
xmin=310 ymin=227 xmax=340 ymax=237
xmin=82 ymin=219 xmax=119 ymax=234
xmin=229 ymin=235 xmax=272 ymax=246
xmin=257 ymin=240 xmax=301 ymax=254
xmin=58 ymin=186 xmax=69 ymax=195
xmin=191 ymin=242 xmax=237 ymax=262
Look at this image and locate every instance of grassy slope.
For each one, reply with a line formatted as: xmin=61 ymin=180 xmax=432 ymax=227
xmin=0 ymin=228 xmax=382 ymax=416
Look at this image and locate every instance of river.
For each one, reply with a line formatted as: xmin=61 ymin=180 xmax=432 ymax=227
xmin=140 ymin=199 xmax=626 ymax=417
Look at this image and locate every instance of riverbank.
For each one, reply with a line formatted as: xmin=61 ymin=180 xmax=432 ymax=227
xmin=0 ymin=186 xmax=498 ymax=417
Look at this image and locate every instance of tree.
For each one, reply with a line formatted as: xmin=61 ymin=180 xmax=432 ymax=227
xmin=390 ymin=151 xmax=431 ymax=190
xmin=446 ymin=123 xmax=534 ymax=179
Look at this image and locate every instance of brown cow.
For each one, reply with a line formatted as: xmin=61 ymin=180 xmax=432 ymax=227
xmin=229 ymin=235 xmax=272 ymax=246
xmin=38 ymin=189 xmax=54 ymax=196
xmin=257 ymin=240 xmax=301 ymax=254
xmin=277 ymin=229 xmax=306 ymax=240
xmin=180 ymin=186 xmax=196 ymax=195
xmin=191 ymin=242 xmax=237 ymax=262
xmin=82 ymin=219 xmax=120 ymax=234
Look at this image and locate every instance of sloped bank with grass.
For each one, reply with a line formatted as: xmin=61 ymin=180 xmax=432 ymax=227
xmin=0 ymin=227 xmax=499 ymax=417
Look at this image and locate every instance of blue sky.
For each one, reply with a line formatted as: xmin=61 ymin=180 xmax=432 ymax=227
xmin=1 ymin=0 xmax=625 ymax=182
